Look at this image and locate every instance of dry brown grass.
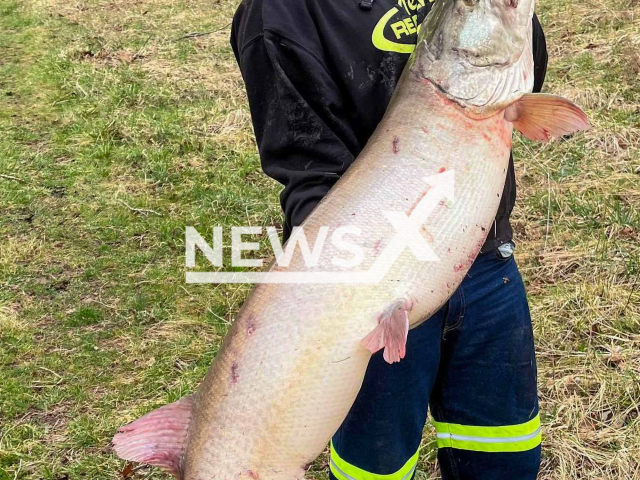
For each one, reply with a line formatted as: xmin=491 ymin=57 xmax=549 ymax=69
xmin=0 ymin=0 xmax=638 ymax=478
xmin=513 ymin=0 xmax=640 ymax=477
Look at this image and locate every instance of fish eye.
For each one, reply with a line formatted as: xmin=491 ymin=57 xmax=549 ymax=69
xmin=463 ymin=0 xmax=479 ymax=6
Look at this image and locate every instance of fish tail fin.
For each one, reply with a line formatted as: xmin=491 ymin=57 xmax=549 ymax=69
xmin=361 ymin=303 xmax=410 ymax=364
xmin=505 ymin=93 xmax=590 ymax=142
xmin=112 ymin=395 xmax=194 ymax=479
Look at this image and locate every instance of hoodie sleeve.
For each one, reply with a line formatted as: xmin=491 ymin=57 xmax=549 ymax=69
xmin=532 ymin=13 xmax=548 ymax=93
xmin=233 ymin=29 xmax=360 ymax=241
xmin=232 ymin=9 xmax=548 ymax=243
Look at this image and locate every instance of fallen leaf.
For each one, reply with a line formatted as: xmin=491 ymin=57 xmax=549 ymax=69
xmin=121 ymin=463 xmax=135 ymax=479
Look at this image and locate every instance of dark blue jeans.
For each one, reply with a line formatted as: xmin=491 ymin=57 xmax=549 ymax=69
xmin=330 ymin=248 xmax=540 ymax=480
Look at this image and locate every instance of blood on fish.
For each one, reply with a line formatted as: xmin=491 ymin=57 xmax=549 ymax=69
xmin=499 ymin=124 xmax=513 ymax=148
xmin=421 ymin=126 xmax=429 ymax=134
xmin=244 ymin=314 xmax=257 ymax=336
xmin=454 ymin=248 xmax=480 ymax=273
xmin=247 ymin=470 xmax=260 ymax=480
xmin=392 ymin=136 xmax=400 ymax=154
xmin=438 ymin=167 xmax=446 ymax=173
xmin=231 ymin=362 xmax=239 ymax=383
xmin=407 ymin=187 xmax=431 ymax=215
xmin=421 ymin=225 xmax=434 ymax=243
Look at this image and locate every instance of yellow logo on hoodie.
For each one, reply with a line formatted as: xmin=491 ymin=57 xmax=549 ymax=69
xmin=372 ymin=0 xmax=432 ymax=54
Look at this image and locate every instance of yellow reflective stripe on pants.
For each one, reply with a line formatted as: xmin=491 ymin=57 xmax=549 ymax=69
xmin=330 ymin=441 xmax=419 ymax=480
xmin=432 ymin=414 xmax=542 ymax=453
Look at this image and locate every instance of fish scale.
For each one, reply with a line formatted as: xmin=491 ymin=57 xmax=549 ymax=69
xmin=113 ymin=0 xmax=589 ymax=478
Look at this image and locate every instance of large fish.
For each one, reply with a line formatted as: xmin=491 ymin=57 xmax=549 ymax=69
xmin=113 ymin=0 xmax=589 ymax=478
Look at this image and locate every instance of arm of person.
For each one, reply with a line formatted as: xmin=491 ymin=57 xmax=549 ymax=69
xmin=233 ymin=13 xmax=548 ymax=243
xmin=233 ymin=29 xmax=360 ymax=241
xmin=532 ymin=13 xmax=548 ymax=93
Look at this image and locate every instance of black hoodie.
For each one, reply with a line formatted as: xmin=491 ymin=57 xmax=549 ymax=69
xmin=231 ymin=0 xmax=547 ymax=252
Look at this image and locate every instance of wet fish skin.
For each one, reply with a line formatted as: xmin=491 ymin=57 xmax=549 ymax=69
xmin=113 ymin=0 xmax=589 ymax=478
xmin=179 ymin=72 xmax=522 ymax=479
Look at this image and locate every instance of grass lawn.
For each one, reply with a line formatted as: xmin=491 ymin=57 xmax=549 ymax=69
xmin=0 ymin=0 xmax=638 ymax=478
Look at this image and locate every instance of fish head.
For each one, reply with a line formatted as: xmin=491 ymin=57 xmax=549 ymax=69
xmin=414 ymin=0 xmax=536 ymax=116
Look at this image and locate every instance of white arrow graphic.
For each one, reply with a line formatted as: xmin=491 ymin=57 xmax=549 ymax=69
xmin=365 ymin=170 xmax=455 ymax=283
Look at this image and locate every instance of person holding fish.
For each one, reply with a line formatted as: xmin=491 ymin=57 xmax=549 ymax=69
xmin=114 ymin=1 xmax=590 ymax=478
xmin=231 ymin=0 xmax=547 ymax=478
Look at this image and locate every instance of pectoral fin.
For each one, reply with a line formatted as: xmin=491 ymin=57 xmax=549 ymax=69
xmin=361 ymin=302 xmax=410 ymax=364
xmin=505 ymin=93 xmax=590 ymax=142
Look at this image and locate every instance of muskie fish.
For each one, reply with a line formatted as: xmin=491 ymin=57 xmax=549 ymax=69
xmin=113 ymin=0 xmax=589 ymax=478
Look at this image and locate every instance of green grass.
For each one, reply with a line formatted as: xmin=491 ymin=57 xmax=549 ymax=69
xmin=0 ymin=0 xmax=638 ymax=478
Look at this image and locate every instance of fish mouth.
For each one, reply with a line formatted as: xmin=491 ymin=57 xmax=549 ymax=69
xmin=450 ymin=47 xmax=512 ymax=68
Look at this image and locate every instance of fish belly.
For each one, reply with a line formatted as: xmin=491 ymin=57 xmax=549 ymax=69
xmin=181 ymin=79 xmax=513 ymax=480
